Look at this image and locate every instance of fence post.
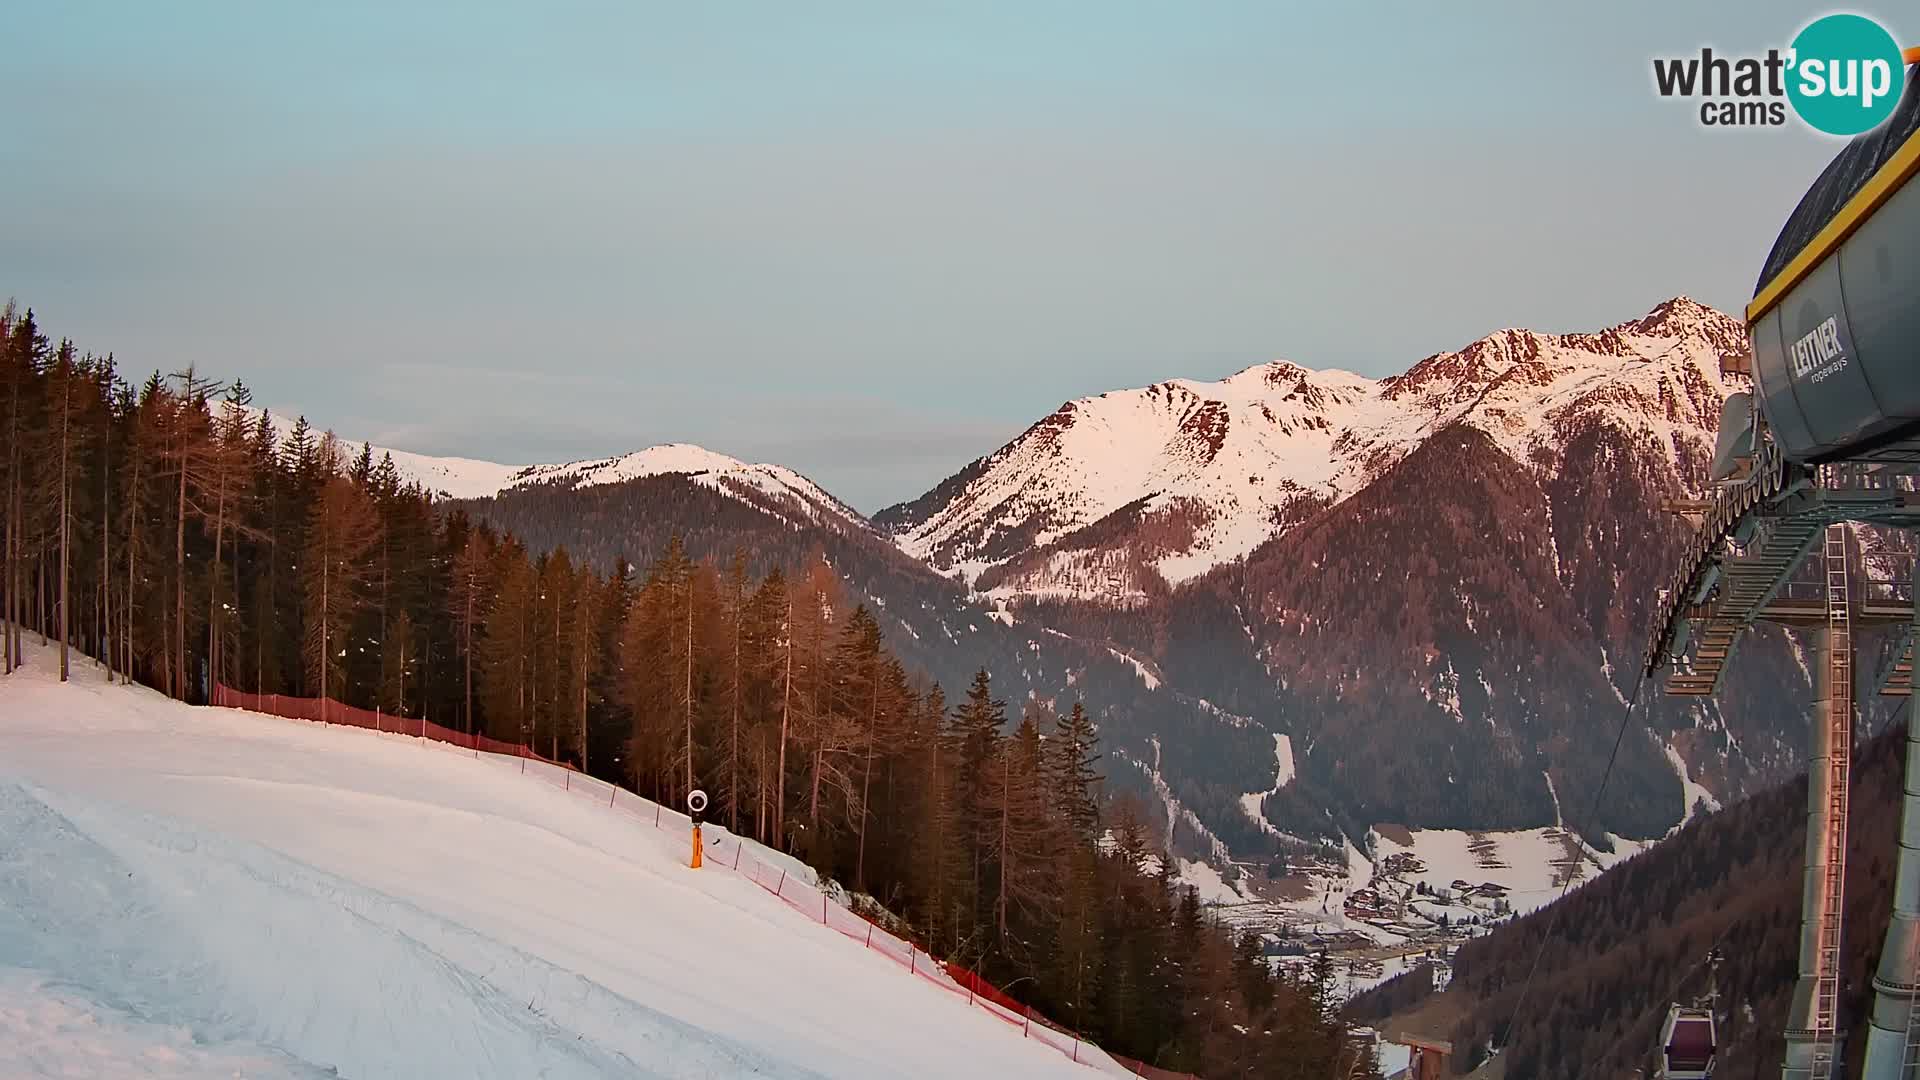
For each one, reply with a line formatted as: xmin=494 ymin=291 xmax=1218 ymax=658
xmin=375 ymin=705 xmax=381 ymax=733
xmin=655 ymin=804 xmax=662 ymax=827
xmin=609 ymin=784 xmax=618 ymax=808
xmin=910 ymin=949 xmax=916 ymax=976
xmin=822 ymin=893 xmax=828 ymax=924
xmin=777 ymin=869 xmax=786 ymax=896
xmin=733 ymin=845 xmax=742 ymax=870
xmin=865 ymin=923 xmax=873 ymax=949
xmin=1023 ymin=1006 xmax=1031 ymax=1037
xmin=1072 ymin=1040 xmax=1078 ymax=1064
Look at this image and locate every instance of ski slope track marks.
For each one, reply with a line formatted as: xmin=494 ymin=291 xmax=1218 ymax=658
xmin=0 ymin=644 xmax=1123 ymax=1079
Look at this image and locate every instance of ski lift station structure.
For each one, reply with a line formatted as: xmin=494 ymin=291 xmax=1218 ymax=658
xmin=1645 ymin=55 xmax=1920 ymax=1080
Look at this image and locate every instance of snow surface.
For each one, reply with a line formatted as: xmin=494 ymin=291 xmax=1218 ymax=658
xmin=1368 ymin=825 xmax=1643 ymax=918
xmin=1664 ymin=741 xmax=1723 ymax=826
xmin=0 ymin=645 xmax=1121 ymax=1079
xmin=1172 ymin=859 xmax=1242 ymax=907
xmin=246 ymin=407 xmax=526 ymax=501
xmin=1236 ymin=734 xmax=1293 ymax=839
xmin=1106 ymin=648 xmax=1160 ymax=690
xmin=506 ymin=445 xmax=863 ymax=529
xmin=0 ymin=967 xmax=326 ymax=1079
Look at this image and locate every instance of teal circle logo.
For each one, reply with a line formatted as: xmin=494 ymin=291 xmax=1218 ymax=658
xmin=1786 ymin=14 xmax=1906 ymax=136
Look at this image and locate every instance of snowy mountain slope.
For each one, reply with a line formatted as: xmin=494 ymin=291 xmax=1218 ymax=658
xmin=877 ymin=297 xmax=1745 ymax=602
xmin=250 ymin=408 xmax=862 ymax=530
xmin=244 ymin=407 xmax=526 ymax=499
xmin=507 ymin=444 xmax=865 ymax=528
xmin=0 ymin=646 xmax=1122 ymax=1080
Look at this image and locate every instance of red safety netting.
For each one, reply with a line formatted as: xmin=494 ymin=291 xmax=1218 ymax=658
xmin=209 ymin=682 xmax=1198 ymax=1080
xmin=1108 ymin=1056 xmax=1200 ymax=1079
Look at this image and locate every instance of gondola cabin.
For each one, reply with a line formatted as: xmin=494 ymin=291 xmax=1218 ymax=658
xmin=1657 ymin=1005 xmax=1716 ymax=1079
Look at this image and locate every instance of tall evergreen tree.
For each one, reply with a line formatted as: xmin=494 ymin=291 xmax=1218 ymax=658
xmin=301 ymin=438 xmax=380 ymax=709
xmin=951 ymin=667 xmax=1005 ymax=952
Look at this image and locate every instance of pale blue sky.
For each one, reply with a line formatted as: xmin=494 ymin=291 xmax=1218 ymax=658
xmin=1 ymin=2 xmax=1888 ymax=509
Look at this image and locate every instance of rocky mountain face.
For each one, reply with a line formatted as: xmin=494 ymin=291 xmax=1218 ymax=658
xmin=881 ymin=297 xmax=1824 ymax=846
xmin=371 ymin=296 xmax=1830 ymax=866
xmin=877 ymin=297 xmax=1747 ymax=602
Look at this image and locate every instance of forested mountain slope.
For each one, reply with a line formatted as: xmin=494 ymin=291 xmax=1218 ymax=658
xmin=1349 ymin=718 xmax=1912 ymax=1078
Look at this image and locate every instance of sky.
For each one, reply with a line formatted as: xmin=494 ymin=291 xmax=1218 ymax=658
xmin=1 ymin=2 xmax=1890 ymax=510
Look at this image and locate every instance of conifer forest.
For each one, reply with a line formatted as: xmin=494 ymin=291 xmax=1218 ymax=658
xmin=0 ymin=303 xmax=1371 ymax=1077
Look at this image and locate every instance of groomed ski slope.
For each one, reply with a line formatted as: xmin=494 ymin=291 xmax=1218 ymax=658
xmin=0 ymin=643 xmax=1120 ymax=1079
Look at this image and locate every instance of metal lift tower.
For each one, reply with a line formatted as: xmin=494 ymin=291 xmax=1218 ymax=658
xmin=1645 ymin=56 xmax=1920 ymax=1080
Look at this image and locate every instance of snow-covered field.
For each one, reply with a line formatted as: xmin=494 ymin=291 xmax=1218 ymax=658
xmin=1369 ymin=825 xmax=1651 ymax=918
xmin=0 ymin=643 xmax=1114 ymax=1079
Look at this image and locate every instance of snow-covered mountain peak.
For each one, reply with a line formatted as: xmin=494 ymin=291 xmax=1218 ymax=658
xmin=502 ymin=443 xmax=865 ymax=528
xmin=1218 ymin=359 xmax=1314 ymax=391
xmin=882 ymin=297 xmax=1748 ymax=601
xmin=513 ymin=442 xmax=779 ymax=492
xmin=246 ymin=408 xmax=864 ymax=530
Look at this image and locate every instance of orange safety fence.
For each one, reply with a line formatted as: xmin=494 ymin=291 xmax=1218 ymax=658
xmin=208 ymin=683 xmax=1198 ymax=1080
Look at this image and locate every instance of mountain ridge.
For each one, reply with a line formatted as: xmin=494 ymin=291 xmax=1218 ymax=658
xmin=261 ymin=295 xmax=1802 ymax=867
xmin=874 ymin=295 xmax=1743 ymax=605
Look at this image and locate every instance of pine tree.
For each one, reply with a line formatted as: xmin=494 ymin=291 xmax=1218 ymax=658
xmin=585 ymin=555 xmax=632 ymax=780
xmin=245 ymin=410 xmax=281 ymax=693
xmin=3 ymin=307 xmax=50 ymax=668
xmin=2 ymin=309 xmax=48 ymax=673
xmin=380 ymin=607 xmax=418 ymax=717
xmin=163 ymin=366 xmax=221 ymax=700
xmin=204 ymin=382 xmax=260 ymax=692
xmin=1048 ymin=839 xmax=1104 ymax=1032
xmin=537 ymin=547 xmax=580 ymax=760
xmin=745 ymin=567 xmax=789 ymax=843
xmin=798 ymin=563 xmax=856 ymax=869
xmin=1050 ymin=701 xmax=1102 ymax=842
xmin=481 ymin=541 xmax=536 ymax=741
xmin=905 ymin=683 xmax=951 ymax=945
xmin=720 ymin=550 xmax=749 ymax=833
xmin=985 ymin=712 xmax=1059 ymax=960
xmin=448 ymin=529 xmax=491 ymax=734
xmin=301 ymin=438 xmax=380 ymax=710
xmin=838 ymin=604 xmax=886 ymax=892
xmin=951 ymin=668 xmax=1005 ymax=949
xmin=47 ymin=340 xmax=82 ymax=680
xmin=572 ymin=564 xmax=595 ymax=769
xmin=620 ymin=537 xmax=689 ymax=796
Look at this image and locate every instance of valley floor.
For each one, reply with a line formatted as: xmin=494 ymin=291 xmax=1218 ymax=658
xmin=0 ymin=641 xmax=1115 ymax=1079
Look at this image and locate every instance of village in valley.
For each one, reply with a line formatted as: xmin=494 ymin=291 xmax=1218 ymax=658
xmin=1175 ymin=820 xmax=1625 ymax=999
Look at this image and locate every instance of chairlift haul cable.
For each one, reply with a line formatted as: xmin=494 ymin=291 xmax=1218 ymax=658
xmin=1496 ymin=664 xmax=1651 ymax=1063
